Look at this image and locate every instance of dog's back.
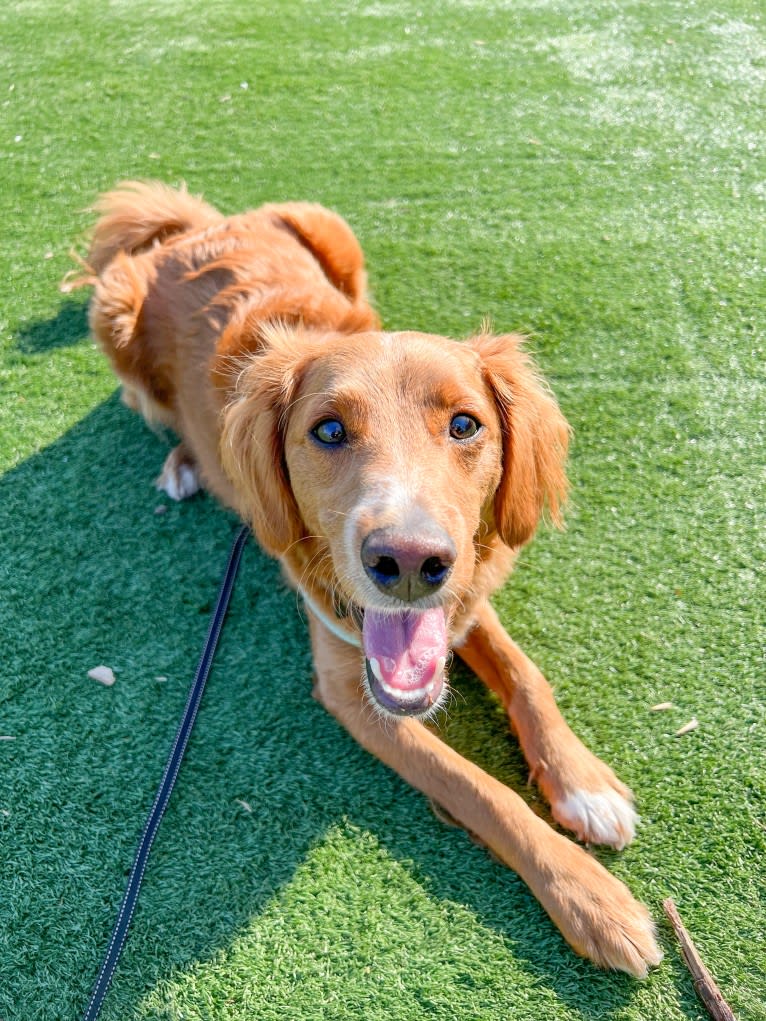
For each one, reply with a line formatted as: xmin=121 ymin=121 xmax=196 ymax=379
xmin=77 ymin=181 xmax=378 ymax=511
xmin=80 ymin=181 xmax=378 ymax=429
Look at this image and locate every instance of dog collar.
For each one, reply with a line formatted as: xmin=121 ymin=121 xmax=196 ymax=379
xmin=298 ymin=585 xmax=362 ymax=648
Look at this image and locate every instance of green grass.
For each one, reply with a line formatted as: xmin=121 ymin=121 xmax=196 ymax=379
xmin=2 ymin=1 xmax=765 ymax=1019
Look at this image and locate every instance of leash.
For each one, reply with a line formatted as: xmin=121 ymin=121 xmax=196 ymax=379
xmin=82 ymin=523 xmax=251 ymax=1021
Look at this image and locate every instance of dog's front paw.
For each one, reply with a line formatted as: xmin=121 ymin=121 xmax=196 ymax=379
xmin=552 ymin=787 xmax=637 ymax=850
xmin=535 ymin=834 xmax=663 ymax=977
xmin=532 ymin=737 xmax=638 ymax=849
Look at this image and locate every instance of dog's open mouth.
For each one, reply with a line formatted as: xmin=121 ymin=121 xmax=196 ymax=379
xmin=362 ymin=607 xmax=448 ymax=717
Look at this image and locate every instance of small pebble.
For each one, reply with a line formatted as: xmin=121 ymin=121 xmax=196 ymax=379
xmin=88 ymin=665 xmax=116 ymax=686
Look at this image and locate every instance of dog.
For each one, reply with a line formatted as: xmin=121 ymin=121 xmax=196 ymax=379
xmin=72 ymin=180 xmax=662 ymax=977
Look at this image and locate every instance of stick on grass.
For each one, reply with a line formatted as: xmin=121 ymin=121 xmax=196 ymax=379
xmin=663 ymin=898 xmax=737 ymax=1021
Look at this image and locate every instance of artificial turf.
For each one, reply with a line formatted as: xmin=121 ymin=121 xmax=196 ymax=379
xmin=1 ymin=1 xmax=764 ymax=1019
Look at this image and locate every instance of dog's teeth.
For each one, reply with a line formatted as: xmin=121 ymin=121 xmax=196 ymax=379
xmin=369 ymin=657 xmax=384 ymax=682
xmin=436 ymin=656 xmax=446 ymax=676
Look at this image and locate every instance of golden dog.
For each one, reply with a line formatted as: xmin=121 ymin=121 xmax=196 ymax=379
xmin=74 ymin=181 xmax=661 ymax=976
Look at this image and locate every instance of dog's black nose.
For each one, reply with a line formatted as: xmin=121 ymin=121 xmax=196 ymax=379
xmin=361 ymin=525 xmax=456 ymax=602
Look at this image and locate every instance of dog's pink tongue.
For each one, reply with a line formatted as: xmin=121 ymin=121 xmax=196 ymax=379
xmin=362 ymin=607 xmax=447 ymax=694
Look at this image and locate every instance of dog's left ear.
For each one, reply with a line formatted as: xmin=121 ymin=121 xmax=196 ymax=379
xmin=218 ymin=323 xmax=308 ymax=556
xmin=468 ymin=332 xmax=570 ymax=549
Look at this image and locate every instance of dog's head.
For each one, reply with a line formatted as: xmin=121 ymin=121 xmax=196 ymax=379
xmin=221 ymin=326 xmax=569 ymax=717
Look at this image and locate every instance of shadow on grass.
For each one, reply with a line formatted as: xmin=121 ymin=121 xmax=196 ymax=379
xmin=16 ymin=294 xmax=90 ymax=352
xmin=0 ymin=394 xmax=677 ymax=1021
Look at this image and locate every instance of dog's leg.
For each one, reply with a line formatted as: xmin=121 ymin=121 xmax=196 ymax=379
xmin=156 ymin=443 xmax=202 ymax=501
xmin=455 ymin=600 xmax=637 ymax=849
xmin=308 ymin=612 xmax=661 ymax=977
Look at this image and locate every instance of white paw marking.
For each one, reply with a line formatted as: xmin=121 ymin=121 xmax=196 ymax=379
xmin=555 ymin=789 xmax=637 ymax=850
xmin=157 ymin=462 xmax=201 ymax=501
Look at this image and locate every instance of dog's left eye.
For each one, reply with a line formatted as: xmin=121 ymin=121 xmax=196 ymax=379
xmin=312 ymin=419 xmax=347 ymax=446
xmin=449 ymin=414 xmax=481 ymax=440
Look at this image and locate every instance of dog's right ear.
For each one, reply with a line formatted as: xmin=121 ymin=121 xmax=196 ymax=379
xmin=218 ymin=323 xmax=308 ymax=557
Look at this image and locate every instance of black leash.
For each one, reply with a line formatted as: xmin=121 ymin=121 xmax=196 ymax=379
xmin=82 ymin=523 xmax=251 ymax=1021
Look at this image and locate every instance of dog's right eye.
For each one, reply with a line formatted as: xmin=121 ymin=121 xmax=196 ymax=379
xmin=311 ymin=419 xmax=347 ymax=446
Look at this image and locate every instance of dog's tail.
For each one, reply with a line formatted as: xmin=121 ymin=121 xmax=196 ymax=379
xmin=84 ymin=180 xmax=223 ymax=276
